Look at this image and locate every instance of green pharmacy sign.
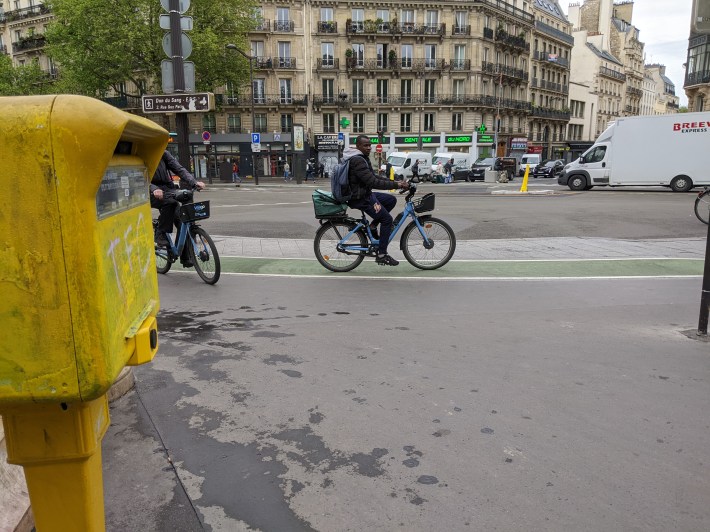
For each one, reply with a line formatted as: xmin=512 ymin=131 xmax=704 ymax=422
xmin=445 ymin=135 xmax=473 ymax=143
xmin=477 ymin=133 xmax=495 ymax=144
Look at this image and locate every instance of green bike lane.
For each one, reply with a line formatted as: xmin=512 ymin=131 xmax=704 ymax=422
xmin=212 ymin=256 xmax=704 ymax=278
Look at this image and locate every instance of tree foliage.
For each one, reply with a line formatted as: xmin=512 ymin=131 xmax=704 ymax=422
xmin=0 ymin=54 xmax=53 ymax=96
xmin=45 ymin=0 xmax=256 ymax=97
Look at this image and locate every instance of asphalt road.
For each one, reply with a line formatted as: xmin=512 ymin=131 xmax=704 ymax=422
xmin=99 ymin=183 xmax=710 ymax=531
xmin=104 ymin=273 xmax=710 ymax=532
xmin=196 ymin=180 xmax=707 ymax=241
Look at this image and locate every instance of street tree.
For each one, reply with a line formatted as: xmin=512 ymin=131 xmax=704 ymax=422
xmin=0 ymin=54 xmax=53 ymax=96
xmin=45 ymin=0 xmax=256 ymax=98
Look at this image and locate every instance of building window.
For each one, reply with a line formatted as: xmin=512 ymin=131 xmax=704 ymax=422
xmin=452 ymin=113 xmax=463 ymax=131
xmin=202 ymin=113 xmax=216 ymax=133
xmin=321 ymin=42 xmax=334 ymax=67
xmin=353 ymin=113 xmax=365 ymax=133
xmin=228 ymin=114 xmax=241 ymax=133
xmin=400 ymin=79 xmax=412 ymax=104
xmin=322 ymin=79 xmax=334 ymax=103
xmin=279 ymin=79 xmax=292 ymax=103
xmin=254 ymin=113 xmax=268 ymax=133
xmin=320 ymin=7 xmax=334 ymax=21
xmin=401 ymin=44 xmax=413 ymax=68
xmin=253 ymin=79 xmax=265 ymax=103
xmin=378 ymin=113 xmax=388 ymax=133
xmin=352 ymin=43 xmax=364 ymax=67
xmin=424 ymin=113 xmax=435 ymax=132
xmin=377 ymin=79 xmax=389 ymax=104
xmin=280 ymin=114 xmax=293 ymax=133
xmin=377 ymin=9 xmax=390 ymax=22
xmin=400 ymin=113 xmax=412 ymax=132
xmin=352 ymin=79 xmax=364 ymax=104
xmin=323 ymin=113 xmax=335 ymax=133
xmin=351 ymin=8 xmax=364 ymax=31
xmin=424 ymin=80 xmax=436 ymax=103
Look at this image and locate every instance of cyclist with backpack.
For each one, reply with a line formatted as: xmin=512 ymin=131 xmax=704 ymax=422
xmin=342 ymin=134 xmax=409 ymax=266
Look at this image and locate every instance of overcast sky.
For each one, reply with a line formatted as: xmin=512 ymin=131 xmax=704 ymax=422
xmin=560 ymin=0 xmax=692 ymax=106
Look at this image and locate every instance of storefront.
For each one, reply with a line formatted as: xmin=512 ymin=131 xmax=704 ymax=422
xmin=347 ymin=133 xmax=477 ymax=157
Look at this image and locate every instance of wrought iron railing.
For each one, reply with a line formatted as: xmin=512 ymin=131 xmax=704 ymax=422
xmin=316 ymin=21 xmax=338 ymax=34
xmin=482 ymin=62 xmax=529 ymax=81
xmin=273 ymin=20 xmax=294 ymax=32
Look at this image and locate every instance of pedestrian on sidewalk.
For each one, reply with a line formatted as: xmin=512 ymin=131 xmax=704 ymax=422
xmin=284 ymin=161 xmax=291 ymax=182
xmin=232 ymin=160 xmax=241 ymax=187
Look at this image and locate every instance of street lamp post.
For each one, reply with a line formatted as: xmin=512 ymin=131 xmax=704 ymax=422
xmin=337 ymin=89 xmax=348 ymax=160
xmin=226 ymin=44 xmax=259 ymax=185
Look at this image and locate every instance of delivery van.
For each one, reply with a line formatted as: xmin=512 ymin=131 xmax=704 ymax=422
xmin=383 ymin=151 xmax=432 ymax=180
xmin=559 ymin=113 xmax=710 ymax=192
xmin=430 ymin=153 xmax=473 ymax=181
xmin=518 ymin=153 xmax=541 ymax=175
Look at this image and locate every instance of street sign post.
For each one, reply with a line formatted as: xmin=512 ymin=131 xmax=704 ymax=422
xmin=159 ymin=14 xmax=193 ymax=30
xmin=252 ymin=133 xmax=261 ymax=144
xmin=160 ymin=60 xmax=195 ymax=93
xmin=251 ymin=143 xmax=261 ymax=153
xmin=142 ymin=93 xmax=214 ymax=113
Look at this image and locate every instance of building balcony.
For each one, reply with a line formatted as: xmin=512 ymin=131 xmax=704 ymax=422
xmin=533 ymin=50 xmax=569 ymax=68
xmin=624 ymin=105 xmax=640 ymax=115
xmin=225 ymin=94 xmax=307 ymax=106
xmin=449 ymin=59 xmax=471 ymax=71
xmin=0 ymin=4 xmax=51 ymax=23
xmin=12 ymin=34 xmax=46 ymax=53
xmin=273 ymin=20 xmax=295 ymax=32
xmin=599 ymin=66 xmax=626 ymax=82
xmin=666 ymin=101 xmax=680 ymax=110
xmin=483 ymin=27 xmax=495 ymax=40
xmin=345 ymin=20 xmax=445 ymax=37
xmin=316 ymin=21 xmax=338 ymax=34
xmin=346 ymin=57 xmax=446 ymax=73
xmin=274 ymin=57 xmax=296 ymax=69
xmin=481 ymin=62 xmax=529 ymax=83
xmin=534 ymin=20 xmax=575 ymax=46
xmin=626 ymin=86 xmax=643 ymax=98
xmin=531 ymin=107 xmax=571 ymax=120
xmin=253 ymin=19 xmax=270 ymax=32
xmin=316 ymin=58 xmax=340 ymax=70
xmin=453 ymin=25 xmax=471 ymax=36
xmin=495 ymin=28 xmax=530 ymax=52
xmin=313 ymin=93 xmax=532 ymax=112
xmin=684 ymin=70 xmax=710 ymax=87
xmin=531 ymin=78 xmax=568 ymax=94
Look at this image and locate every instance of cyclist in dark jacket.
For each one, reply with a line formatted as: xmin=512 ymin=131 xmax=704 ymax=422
xmin=150 ymin=151 xmax=205 ymax=261
xmin=345 ymin=134 xmax=409 ymax=266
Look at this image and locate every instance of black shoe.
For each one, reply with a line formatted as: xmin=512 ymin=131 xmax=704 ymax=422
xmin=155 ymin=233 xmax=170 ymax=248
xmin=181 ymin=260 xmax=194 ymax=268
xmin=376 ymin=253 xmax=399 ymax=266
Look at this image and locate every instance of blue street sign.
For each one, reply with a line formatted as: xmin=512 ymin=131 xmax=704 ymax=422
xmin=252 ymin=133 xmax=261 ymax=144
xmin=338 ymin=132 xmax=344 ymax=141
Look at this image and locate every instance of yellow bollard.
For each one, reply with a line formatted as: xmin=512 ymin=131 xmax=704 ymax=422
xmin=389 ymin=165 xmax=396 ymax=192
xmin=519 ymin=164 xmax=530 ymax=192
xmin=2 ymin=396 xmax=109 ymax=531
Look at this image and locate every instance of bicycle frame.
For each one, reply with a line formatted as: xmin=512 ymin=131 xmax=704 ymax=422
xmin=335 ymin=196 xmax=432 ymax=253
xmin=155 ymin=220 xmax=198 ymax=261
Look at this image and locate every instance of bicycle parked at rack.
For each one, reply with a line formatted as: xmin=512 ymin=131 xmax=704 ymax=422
xmin=694 ymin=187 xmax=710 ymax=224
xmin=312 ymin=177 xmax=456 ymax=272
xmin=153 ymin=188 xmax=221 ymax=284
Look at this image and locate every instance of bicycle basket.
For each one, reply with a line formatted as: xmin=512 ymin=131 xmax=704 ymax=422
xmin=413 ymin=193 xmax=435 ymax=213
xmin=178 ymin=200 xmax=210 ymax=222
xmin=312 ymin=189 xmax=347 ymax=219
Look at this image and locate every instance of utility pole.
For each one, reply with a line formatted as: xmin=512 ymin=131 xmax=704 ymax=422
xmin=168 ymin=0 xmax=190 ymax=170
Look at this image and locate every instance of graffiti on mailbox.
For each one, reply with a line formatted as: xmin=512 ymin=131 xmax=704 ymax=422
xmin=106 ymin=211 xmax=152 ymax=296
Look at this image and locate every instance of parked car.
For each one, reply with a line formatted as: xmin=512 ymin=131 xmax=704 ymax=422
xmin=468 ymin=157 xmax=518 ymax=181
xmin=532 ymin=159 xmax=565 ymax=179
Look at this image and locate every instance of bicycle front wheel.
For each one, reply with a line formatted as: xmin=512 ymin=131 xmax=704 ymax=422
xmin=314 ymin=221 xmax=366 ymax=272
xmin=189 ymin=226 xmax=221 ymax=284
xmin=401 ymin=216 xmax=456 ymax=270
xmin=694 ymin=191 xmax=710 ymax=224
xmin=155 ymin=247 xmax=172 ymax=274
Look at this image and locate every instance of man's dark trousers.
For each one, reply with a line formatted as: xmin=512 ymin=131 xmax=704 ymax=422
xmin=349 ymin=192 xmax=397 ymax=254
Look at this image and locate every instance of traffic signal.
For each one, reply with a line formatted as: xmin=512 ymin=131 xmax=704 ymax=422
xmin=339 ymin=116 xmax=350 ymax=129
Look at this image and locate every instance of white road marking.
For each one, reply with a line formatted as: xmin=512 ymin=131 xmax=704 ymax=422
xmin=213 ymin=201 xmax=311 ymax=208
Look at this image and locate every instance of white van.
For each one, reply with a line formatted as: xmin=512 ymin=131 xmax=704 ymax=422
xmin=383 ymin=151 xmax=432 ymax=180
xmin=431 ymin=153 xmax=473 ymax=180
xmin=518 ymin=153 xmax=541 ymax=175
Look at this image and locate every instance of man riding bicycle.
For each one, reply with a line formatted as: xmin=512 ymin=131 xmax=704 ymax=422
xmin=150 ymin=150 xmax=205 ymax=266
xmin=345 ymin=135 xmax=409 ymax=266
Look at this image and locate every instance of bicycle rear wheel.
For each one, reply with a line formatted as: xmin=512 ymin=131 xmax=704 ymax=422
xmin=189 ymin=226 xmax=221 ymax=284
xmin=401 ymin=216 xmax=456 ymax=270
xmin=314 ymin=220 xmax=366 ymax=272
xmin=694 ymin=190 xmax=710 ymax=224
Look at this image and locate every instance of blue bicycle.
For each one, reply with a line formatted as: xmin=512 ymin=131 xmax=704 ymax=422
xmin=154 ymin=189 xmax=221 ymax=284
xmin=313 ymin=178 xmax=456 ymax=272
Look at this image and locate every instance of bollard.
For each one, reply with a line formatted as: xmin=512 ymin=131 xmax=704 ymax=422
xmin=697 ymin=217 xmax=710 ymax=335
xmin=519 ymin=164 xmax=530 ymax=192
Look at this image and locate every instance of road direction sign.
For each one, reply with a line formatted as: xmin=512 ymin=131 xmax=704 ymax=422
xmin=142 ymin=93 xmax=214 ymax=113
xmin=162 ymin=32 xmax=193 ymax=59
xmin=251 ymin=143 xmax=261 ymax=153
xmin=161 ymin=60 xmax=195 ymax=93
xmin=252 ymin=133 xmax=261 ymax=144
xmin=160 ymin=0 xmax=190 ymax=13
xmin=159 ymin=14 xmax=193 ymax=30
xmin=375 ymin=144 xmax=383 ymax=153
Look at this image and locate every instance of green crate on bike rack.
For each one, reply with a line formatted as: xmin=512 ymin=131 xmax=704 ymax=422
xmin=413 ymin=193 xmax=435 ymax=213
xmin=178 ymin=200 xmax=210 ymax=222
xmin=312 ymin=189 xmax=347 ymax=219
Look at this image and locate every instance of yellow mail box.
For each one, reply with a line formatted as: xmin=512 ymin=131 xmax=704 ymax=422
xmin=0 ymin=95 xmax=168 ymax=406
